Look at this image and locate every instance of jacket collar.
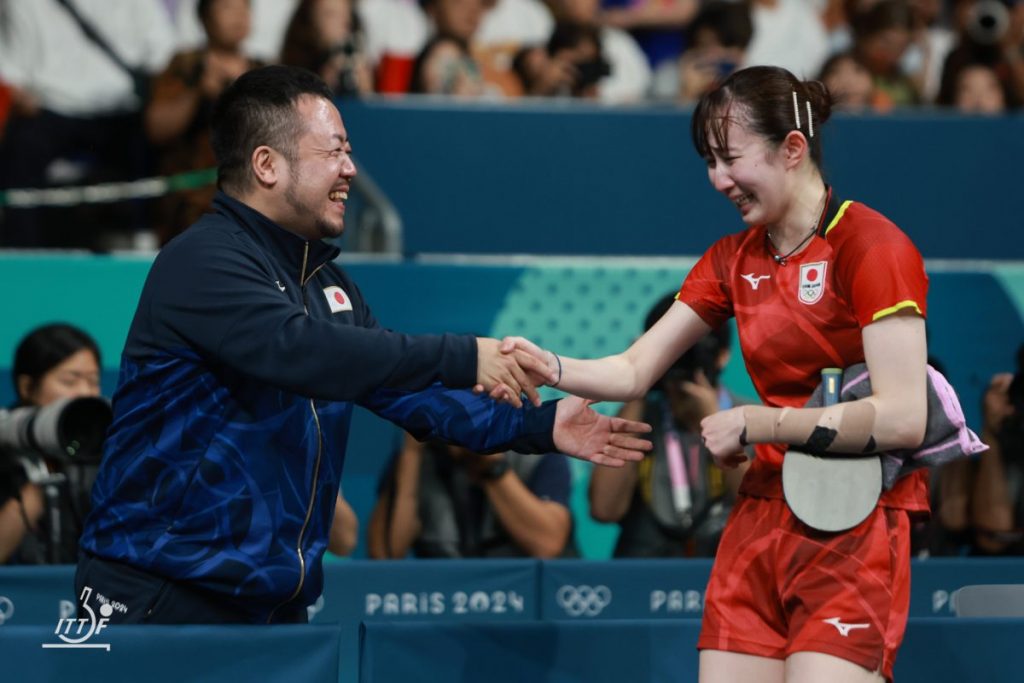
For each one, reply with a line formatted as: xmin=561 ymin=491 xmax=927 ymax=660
xmin=213 ymin=191 xmax=341 ymax=284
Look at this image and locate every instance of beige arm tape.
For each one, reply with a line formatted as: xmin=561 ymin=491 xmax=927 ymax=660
xmin=744 ymin=402 xmax=877 ymax=453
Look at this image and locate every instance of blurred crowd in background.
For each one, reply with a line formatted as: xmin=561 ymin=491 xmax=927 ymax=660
xmin=0 ymin=0 xmax=1021 ymax=250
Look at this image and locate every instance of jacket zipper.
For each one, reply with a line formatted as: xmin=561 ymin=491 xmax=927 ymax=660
xmin=266 ymin=243 xmax=329 ymax=623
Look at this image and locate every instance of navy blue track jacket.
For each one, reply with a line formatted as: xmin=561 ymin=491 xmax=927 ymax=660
xmin=80 ymin=192 xmax=558 ymax=621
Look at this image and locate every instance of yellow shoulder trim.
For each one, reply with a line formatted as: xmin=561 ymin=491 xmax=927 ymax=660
xmin=871 ymin=300 xmax=923 ymax=322
xmin=824 ymin=200 xmax=854 ymax=236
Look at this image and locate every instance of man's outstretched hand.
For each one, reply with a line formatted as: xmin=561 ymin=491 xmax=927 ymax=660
xmin=476 ymin=337 xmax=558 ymax=408
xmin=553 ymin=396 xmax=652 ymax=467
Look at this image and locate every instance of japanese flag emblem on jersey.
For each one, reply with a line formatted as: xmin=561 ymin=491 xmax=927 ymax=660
xmin=324 ymin=285 xmax=353 ymax=313
xmin=798 ymin=261 xmax=827 ymax=305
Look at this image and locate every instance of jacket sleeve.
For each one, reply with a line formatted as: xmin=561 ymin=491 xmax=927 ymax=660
xmin=359 ymin=384 xmax=559 ymax=455
xmin=136 ymin=228 xmax=477 ymax=401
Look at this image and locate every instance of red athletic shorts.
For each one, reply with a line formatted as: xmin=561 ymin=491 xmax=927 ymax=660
xmin=697 ymin=494 xmax=912 ymax=681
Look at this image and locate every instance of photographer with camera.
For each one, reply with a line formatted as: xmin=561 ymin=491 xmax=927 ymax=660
xmin=589 ymin=292 xmax=750 ymax=558
xmin=546 ymin=22 xmax=610 ymax=98
xmin=0 ymin=323 xmax=110 ymax=564
xmin=938 ymin=0 xmax=1024 ymax=108
xmin=367 ymin=434 xmax=573 ymax=559
xmin=548 ymin=0 xmax=651 ymax=103
xmin=676 ymin=0 xmax=753 ymax=105
xmin=971 ymin=345 xmax=1024 ymax=554
xmin=145 ymin=0 xmax=264 ymax=246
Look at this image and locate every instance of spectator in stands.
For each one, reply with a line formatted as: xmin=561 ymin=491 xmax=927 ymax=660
xmin=146 ymin=0 xmax=263 ymax=246
xmin=676 ymin=0 xmax=753 ymax=104
xmin=511 ymin=44 xmax=579 ymax=95
xmin=819 ymin=51 xmax=877 ymax=111
xmin=0 ymin=324 xmax=104 ymax=564
xmin=551 ymin=0 xmax=652 ymax=102
xmin=462 ymin=0 xmax=552 ymax=96
xmin=368 ymin=433 xmax=572 ymax=558
xmin=358 ymin=0 xmax=431 ymax=93
xmin=830 ymin=0 xmax=957 ymax=105
xmin=951 ymin=61 xmax=1009 ymax=112
xmin=589 ymin=292 xmax=748 ymax=558
xmin=971 ymin=349 xmax=1024 ymax=555
xmin=280 ymin=0 xmax=375 ymax=98
xmin=744 ymin=0 xmax=830 ymax=80
xmin=409 ymin=0 xmax=493 ymax=96
xmin=545 ymin=22 xmax=609 ymax=99
xmin=938 ymin=0 xmax=1024 ymax=108
xmin=599 ymin=0 xmax=699 ymax=98
xmin=479 ymin=0 xmax=553 ymax=49
xmin=0 ymin=0 xmax=175 ymax=249
xmin=902 ymin=0 xmax=956 ymax=104
xmin=849 ymin=0 xmax=921 ymax=110
xmin=172 ymin=0 xmax=299 ymax=62
xmin=821 ymin=0 xmax=868 ymax=53
xmin=73 ymin=66 xmax=649 ymax=624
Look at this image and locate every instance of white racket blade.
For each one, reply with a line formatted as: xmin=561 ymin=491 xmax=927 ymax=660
xmin=782 ymin=450 xmax=882 ymax=532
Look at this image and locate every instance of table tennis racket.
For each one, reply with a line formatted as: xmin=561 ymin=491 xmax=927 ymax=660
xmin=781 ymin=368 xmax=882 ymax=532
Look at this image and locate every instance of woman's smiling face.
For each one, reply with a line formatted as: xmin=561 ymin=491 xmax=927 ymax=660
xmin=703 ymin=110 xmax=789 ymax=226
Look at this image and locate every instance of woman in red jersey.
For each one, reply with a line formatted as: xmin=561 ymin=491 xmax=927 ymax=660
xmin=500 ymin=65 xmax=930 ymax=682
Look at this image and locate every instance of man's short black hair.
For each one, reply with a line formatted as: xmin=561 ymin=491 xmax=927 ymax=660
xmin=210 ymin=65 xmax=334 ymax=194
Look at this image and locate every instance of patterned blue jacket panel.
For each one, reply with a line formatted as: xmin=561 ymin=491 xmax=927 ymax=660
xmin=80 ymin=193 xmax=557 ymax=621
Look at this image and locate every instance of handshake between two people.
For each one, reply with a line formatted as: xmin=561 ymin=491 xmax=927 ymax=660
xmin=474 ymin=336 xmax=653 ymax=468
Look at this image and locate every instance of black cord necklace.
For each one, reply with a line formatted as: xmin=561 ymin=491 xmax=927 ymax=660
xmin=765 ymin=227 xmax=816 ymax=266
xmin=765 ymin=190 xmax=828 ymax=266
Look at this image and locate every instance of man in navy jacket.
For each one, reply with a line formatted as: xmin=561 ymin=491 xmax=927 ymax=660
xmin=75 ymin=65 xmax=651 ymax=624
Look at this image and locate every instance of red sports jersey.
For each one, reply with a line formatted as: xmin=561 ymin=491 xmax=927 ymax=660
xmin=678 ymin=192 xmax=929 ymax=510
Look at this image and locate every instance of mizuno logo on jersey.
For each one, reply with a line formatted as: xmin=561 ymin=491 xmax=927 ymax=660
xmin=822 ymin=617 xmax=870 ymax=637
xmin=740 ymin=273 xmax=771 ymax=290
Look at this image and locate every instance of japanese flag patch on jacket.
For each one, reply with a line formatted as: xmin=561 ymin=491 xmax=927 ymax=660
xmin=324 ymin=285 xmax=353 ymax=313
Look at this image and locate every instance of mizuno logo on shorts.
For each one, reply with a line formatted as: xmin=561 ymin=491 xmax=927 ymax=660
xmin=822 ymin=617 xmax=870 ymax=637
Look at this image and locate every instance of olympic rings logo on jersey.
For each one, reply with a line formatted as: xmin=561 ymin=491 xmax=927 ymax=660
xmin=798 ymin=261 xmax=828 ymax=305
xmin=555 ymin=584 xmax=612 ymax=617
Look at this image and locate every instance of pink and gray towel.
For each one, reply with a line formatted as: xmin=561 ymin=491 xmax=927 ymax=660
xmin=803 ymin=363 xmax=988 ymax=490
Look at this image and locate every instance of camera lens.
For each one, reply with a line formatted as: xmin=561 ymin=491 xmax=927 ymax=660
xmin=967 ymin=0 xmax=1010 ymax=45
